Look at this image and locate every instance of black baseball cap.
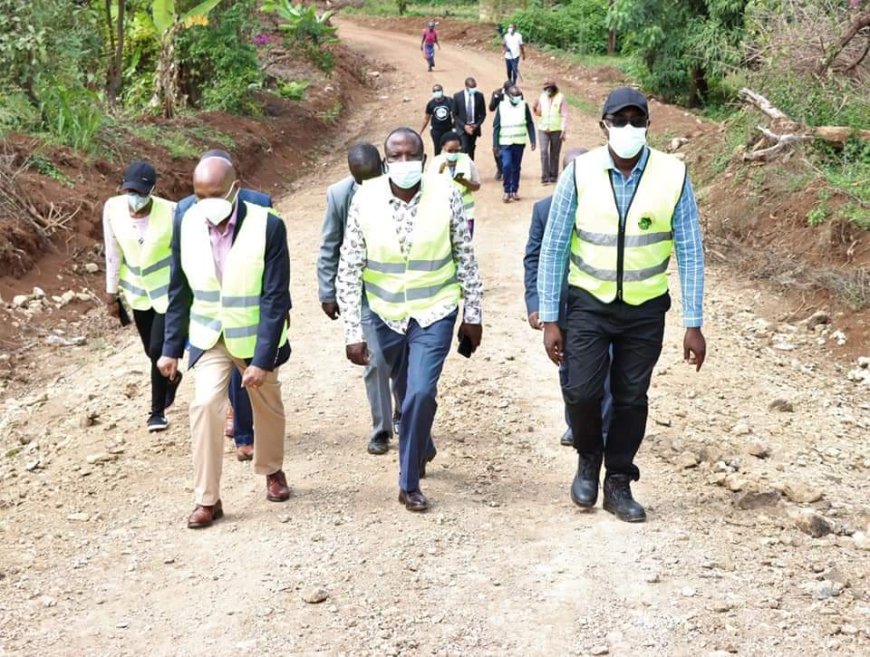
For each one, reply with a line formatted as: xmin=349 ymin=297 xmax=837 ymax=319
xmin=121 ymin=161 xmax=156 ymax=194
xmin=602 ymin=87 xmax=649 ymax=118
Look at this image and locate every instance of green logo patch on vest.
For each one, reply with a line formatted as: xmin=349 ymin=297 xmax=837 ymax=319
xmin=638 ymin=217 xmax=652 ymax=231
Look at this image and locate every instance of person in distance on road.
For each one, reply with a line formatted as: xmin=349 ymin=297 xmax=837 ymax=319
xmin=502 ymin=23 xmax=525 ymax=85
xmin=102 ymin=161 xmax=181 ymax=433
xmin=317 ymin=142 xmax=397 ymax=456
xmin=524 ymin=147 xmax=613 ymax=448
xmin=336 ymin=127 xmax=484 ymax=513
xmin=158 ymin=156 xmax=292 ymax=529
xmin=421 ymin=20 xmax=440 ymax=72
xmin=538 ymin=87 xmax=707 ymax=523
xmin=427 ymin=131 xmax=481 ymax=238
xmin=420 ymin=83 xmax=455 ymax=156
xmin=493 ymin=85 xmax=536 ymax=203
xmin=175 ymin=149 xmax=269 ymax=462
xmin=533 ymin=80 xmax=568 ymax=184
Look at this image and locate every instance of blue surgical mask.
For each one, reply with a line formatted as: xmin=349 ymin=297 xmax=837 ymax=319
xmin=509 ymin=96 xmax=522 ymax=106
xmin=127 ymin=193 xmax=151 ymax=212
xmin=445 ymin=152 xmax=460 ymax=163
xmin=386 ymin=160 xmax=423 ymax=189
xmin=433 ymin=90 xmax=443 ymax=99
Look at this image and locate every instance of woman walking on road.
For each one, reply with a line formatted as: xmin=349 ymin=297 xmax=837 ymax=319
xmin=421 ymin=21 xmax=440 ymax=72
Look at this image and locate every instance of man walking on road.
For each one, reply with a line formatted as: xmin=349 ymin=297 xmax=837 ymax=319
xmin=421 ymin=83 xmax=455 ymax=156
xmin=533 ymin=80 xmax=568 ymax=184
xmin=493 ymin=85 xmax=536 ymax=203
xmin=524 ymin=148 xmax=613 ymax=447
xmin=502 ymin=23 xmax=525 ymax=84
xmin=488 ymin=80 xmax=511 ymax=181
xmin=103 ymin=161 xmax=181 ymax=432
xmin=318 ymin=143 xmax=396 ymax=456
xmin=336 ymin=128 xmax=484 ymax=513
xmin=538 ymin=87 xmax=706 ymax=523
xmin=453 ymin=78 xmax=487 ymax=161
xmin=159 ymin=156 xmax=292 ymax=529
xmin=175 ymin=150 xmax=266 ymax=462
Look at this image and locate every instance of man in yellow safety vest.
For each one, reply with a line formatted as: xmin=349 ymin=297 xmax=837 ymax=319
xmin=427 ymin=131 xmax=481 ymax=237
xmin=336 ymin=127 xmax=484 ymax=513
xmin=493 ymin=85 xmax=536 ymax=203
xmin=533 ymin=80 xmax=568 ymax=184
xmin=103 ymin=161 xmax=181 ymax=432
xmin=158 ymin=156 xmax=292 ymax=529
xmin=538 ymin=87 xmax=707 ymax=523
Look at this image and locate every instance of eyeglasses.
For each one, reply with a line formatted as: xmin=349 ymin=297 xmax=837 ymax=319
xmin=605 ymin=115 xmax=647 ymax=128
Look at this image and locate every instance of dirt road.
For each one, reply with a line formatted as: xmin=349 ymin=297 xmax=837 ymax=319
xmin=1 ymin=21 xmax=868 ymax=657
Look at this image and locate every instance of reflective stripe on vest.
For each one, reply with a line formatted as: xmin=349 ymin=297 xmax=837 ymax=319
xmin=499 ymin=99 xmax=528 ymax=145
xmin=355 ymin=174 xmax=461 ymax=322
xmin=180 ymin=201 xmax=288 ymax=359
xmin=106 ymin=195 xmax=174 ymax=313
xmin=429 ymin=153 xmax=475 ymax=221
xmin=568 ymin=146 xmax=686 ymax=305
xmin=538 ymin=92 xmax=564 ymax=132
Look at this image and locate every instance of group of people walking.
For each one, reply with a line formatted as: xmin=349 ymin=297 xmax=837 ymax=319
xmin=103 ymin=82 xmax=706 ymax=529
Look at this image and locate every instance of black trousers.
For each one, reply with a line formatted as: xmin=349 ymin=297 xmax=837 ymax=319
xmin=431 ymin=129 xmax=448 ymax=156
xmin=562 ymin=287 xmax=669 ymax=480
xmin=133 ymin=308 xmax=169 ymax=415
xmin=460 ymin=131 xmax=479 ymax=160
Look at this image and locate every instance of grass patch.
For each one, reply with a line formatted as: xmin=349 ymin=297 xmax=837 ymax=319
xmin=345 ymin=1 xmax=479 ymax=20
xmin=318 ymin=100 xmax=342 ymax=125
xmin=563 ymin=93 xmax=598 ymax=117
xmin=28 ymin=154 xmax=73 ymax=187
xmin=538 ymin=45 xmax=631 ymax=74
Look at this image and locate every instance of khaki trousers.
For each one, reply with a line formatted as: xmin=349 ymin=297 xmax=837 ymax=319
xmin=190 ymin=341 xmax=285 ymax=505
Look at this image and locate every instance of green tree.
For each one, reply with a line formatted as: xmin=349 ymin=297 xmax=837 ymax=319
xmin=607 ymin=0 xmax=749 ymax=104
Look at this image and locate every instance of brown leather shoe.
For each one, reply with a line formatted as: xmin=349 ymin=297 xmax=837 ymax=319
xmin=225 ymin=407 xmax=234 ymax=439
xmin=398 ymin=489 xmax=429 ymax=512
xmin=187 ymin=500 xmax=223 ymax=529
xmin=236 ymin=444 xmax=254 ymax=461
xmin=266 ymin=470 xmax=290 ymax=502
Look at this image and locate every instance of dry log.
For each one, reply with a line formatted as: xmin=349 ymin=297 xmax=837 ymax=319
xmin=738 ymin=87 xmax=789 ymax=121
xmin=743 ymin=126 xmax=814 ymax=162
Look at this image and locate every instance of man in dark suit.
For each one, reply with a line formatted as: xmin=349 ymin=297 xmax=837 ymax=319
xmin=174 ymin=150 xmax=268 ymax=462
xmin=159 ymin=156 xmax=292 ymax=529
xmin=523 ymin=148 xmax=612 ymax=448
xmin=452 ymin=77 xmax=487 ymax=160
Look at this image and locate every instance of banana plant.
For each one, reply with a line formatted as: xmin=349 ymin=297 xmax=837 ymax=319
xmin=151 ymin=0 xmax=222 ymax=117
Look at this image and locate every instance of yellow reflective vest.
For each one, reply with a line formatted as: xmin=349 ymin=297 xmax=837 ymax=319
xmin=355 ymin=174 xmax=461 ymax=322
xmin=105 ymin=195 xmax=174 ymax=313
xmin=568 ymin=146 xmax=686 ymax=305
xmin=498 ymin=99 xmax=529 ymax=146
xmin=428 ymin=153 xmax=475 ymax=221
xmin=538 ymin=92 xmax=565 ymax=132
xmin=180 ymin=201 xmax=288 ymax=359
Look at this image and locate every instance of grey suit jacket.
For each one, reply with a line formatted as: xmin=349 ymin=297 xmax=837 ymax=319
xmin=316 ymin=176 xmax=357 ymax=303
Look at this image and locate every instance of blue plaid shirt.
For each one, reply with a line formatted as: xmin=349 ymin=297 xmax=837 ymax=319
xmin=537 ymin=147 xmax=704 ymax=327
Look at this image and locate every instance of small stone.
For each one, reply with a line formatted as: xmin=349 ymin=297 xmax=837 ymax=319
xmin=86 ymin=453 xmax=114 ymax=465
xmin=32 ymin=286 xmax=45 ymax=298
xmin=724 ymin=474 xmax=746 ymax=492
xmin=84 ymin=263 xmax=99 ymax=274
xmin=590 ymin=646 xmax=609 ymax=656
xmin=278 ymin=514 xmax=291 ymax=524
xmin=793 ymin=510 xmax=833 ymax=538
xmin=67 ymin=512 xmax=90 ymax=522
xmin=25 ymin=459 xmax=41 ymax=471
xmin=681 ymin=586 xmax=696 ymax=597
xmin=40 ymin=595 xmax=57 ymax=607
xmin=852 ymin=531 xmax=870 ymax=551
xmin=783 ymin=482 xmax=823 ymax=503
xmin=644 ymin=572 xmax=660 ymax=583
xmin=838 ymin=624 xmax=858 ymax=636
xmin=708 ymin=600 xmax=734 ymax=613
xmin=747 ymin=440 xmax=770 ymax=459
xmin=163 ymin=557 xmax=175 ymax=564
xmin=79 ymin=413 xmax=97 ymax=428
xmin=735 ymin=489 xmax=780 ymax=510
xmin=302 ymin=588 xmax=328 ymax=604
xmin=805 ymin=310 xmax=830 ymax=330
xmin=116 ymin=621 xmax=129 ymax=629
xmin=731 ymin=422 xmax=752 ymax=436
xmin=676 ymin=451 xmax=699 ymax=469
xmin=12 ymin=294 xmax=30 ymax=308
xmin=768 ymin=399 xmax=794 ymax=412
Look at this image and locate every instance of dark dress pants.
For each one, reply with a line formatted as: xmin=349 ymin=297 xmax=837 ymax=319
xmin=133 ymin=308 xmax=169 ymax=415
xmin=460 ymin=131 xmax=478 ymax=160
xmin=562 ymin=287 xmax=669 ymax=480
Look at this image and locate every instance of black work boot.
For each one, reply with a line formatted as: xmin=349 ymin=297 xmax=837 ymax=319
xmin=603 ymin=474 xmax=647 ymax=523
xmin=570 ymin=452 xmax=602 ymax=508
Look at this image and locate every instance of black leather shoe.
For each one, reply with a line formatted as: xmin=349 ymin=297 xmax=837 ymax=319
xmin=419 ymin=446 xmax=437 ymax=479
xmin=570 ymin=452 xmax=602 ymax=508
xmin=603 ymin=474 xmax=647 ymax=523
xmin=367 ymin=432 xmax=390 ymax=455
xmin=560 ymin=428 xmax=574 ymax=447
xmin=398 ymin=489 xmax=429 ymax=512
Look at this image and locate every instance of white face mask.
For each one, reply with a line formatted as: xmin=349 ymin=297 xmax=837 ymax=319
xmin=197 ymin=186 xmax=238 ymax=225
xmin=386 ymin=160 xmax=423 ymax=189
xmin=607 ymin=125 xmax=647 ymax=159
xmin=127 ymin=193 xmax=151 ymax=212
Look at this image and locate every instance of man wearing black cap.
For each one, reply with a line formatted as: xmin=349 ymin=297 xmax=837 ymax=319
xmin=103 ymin=161 xmax=181 ymax=431
xmin=172 ymin=149 xmax=271 ymax=462
xmin=537 ymin=87 xmax=707 ymax=523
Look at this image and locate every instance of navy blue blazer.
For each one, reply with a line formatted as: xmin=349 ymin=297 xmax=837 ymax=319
xmin=164 ymin=189 xmax=291 ymax=370
xmin=523 ymin=195 xmax=568 ymax=324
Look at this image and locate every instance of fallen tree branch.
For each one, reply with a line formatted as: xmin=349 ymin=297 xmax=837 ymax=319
xmin=738 ymin=87 xmax=789 ymax=120
xmin=843 ymin=34 xmax=870 ymax=71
